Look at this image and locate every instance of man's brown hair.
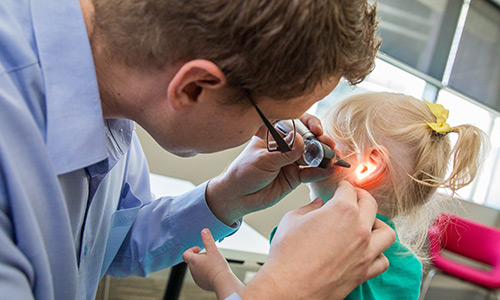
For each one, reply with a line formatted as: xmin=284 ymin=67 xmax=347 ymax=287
xmin=93 ymin=0 xmax=380 ymax=100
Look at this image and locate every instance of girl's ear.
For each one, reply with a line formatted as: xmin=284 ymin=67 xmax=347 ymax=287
xmin=167 ymin=59 xmax=227 ymax=111
xmin=353 ymin=147 xmax=388 ymax=188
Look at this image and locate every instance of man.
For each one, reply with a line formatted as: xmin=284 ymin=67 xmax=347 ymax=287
xmin=0 ymin=0 xmax=394 ymax=299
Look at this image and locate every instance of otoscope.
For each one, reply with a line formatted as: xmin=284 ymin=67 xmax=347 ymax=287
xmin=275 ymin=120 xmax=351 ymax=169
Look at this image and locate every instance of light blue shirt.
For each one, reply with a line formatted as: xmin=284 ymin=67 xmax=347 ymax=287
xmin=0 ymin=0 xmax=238 ymax=299
xmin=226 ymin=293 xmax=242 ymax=299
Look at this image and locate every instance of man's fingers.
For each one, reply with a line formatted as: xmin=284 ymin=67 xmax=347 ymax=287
xmin=294 ymin=198 xmax=324 ymax=215
xmin=200 ymin=228 xmax=218 ymax=252
xmin=255 ymin=126 xmax=268 ymax=139
xmin=355 ymin=187 xmax=378 ymax=227
xmin=317 ymin=134 xmax=336 ymax=150
xmin=277 ymin=134 xmax=305 ymax=166
xmin=361 ymin=218 xmax=395 ymax=280
xmin=299 ymin=114 xmax=323 ymax=136
xmin=252 ymin=134 xmax=304 ymax=170
xmin=325 ymin=181 xmax=357 ymax=207
xmin=299 ymin=114 xmax=338 ymax=157
xmin=298 ymin=164 xmax=335 ymax=183
xmin=371 ymin=219 xmax=396 ymax=252
xmin=365 ymin=253 xmax=390 ymax=280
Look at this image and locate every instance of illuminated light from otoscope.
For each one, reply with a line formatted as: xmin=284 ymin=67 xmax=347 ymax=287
xmin=355 ymin=163 xmax=376 ymax=180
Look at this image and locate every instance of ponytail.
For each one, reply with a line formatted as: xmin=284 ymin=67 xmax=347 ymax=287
xmin=445 ymin=125 xmax=487 ymax=193
xmin=411 ymin=124 xmax=487 ymax=197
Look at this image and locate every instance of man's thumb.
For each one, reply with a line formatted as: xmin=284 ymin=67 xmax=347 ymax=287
xmin=295 ymin=198 xmax=324 ymax=215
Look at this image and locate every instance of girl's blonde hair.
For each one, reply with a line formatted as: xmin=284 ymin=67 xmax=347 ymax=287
xmin=323 ymin=92 xmax=487 ymax=260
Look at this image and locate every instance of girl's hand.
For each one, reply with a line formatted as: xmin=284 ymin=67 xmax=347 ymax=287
xmin=182 ymin=229 xmax=244 ymax=299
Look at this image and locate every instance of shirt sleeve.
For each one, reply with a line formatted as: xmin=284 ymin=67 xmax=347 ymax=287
xmin=225 ymin=293 xmax=243 ymax=300
xmin=0 ymin=81 xmax=49 ymax=299
xmin=106 ymin=134 xmax=241 ymax=278
xmin=0 ymin=196 xmax=36 ymax=300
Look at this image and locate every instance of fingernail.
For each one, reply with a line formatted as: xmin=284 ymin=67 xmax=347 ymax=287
xmin=312 ymin=198 xmax=323 ymax=205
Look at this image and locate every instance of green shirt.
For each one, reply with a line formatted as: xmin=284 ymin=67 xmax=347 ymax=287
xmin=345 ymin=215 xmax=422 ymax=300
xmin=269 ymin=215 xmax=422 ymax=300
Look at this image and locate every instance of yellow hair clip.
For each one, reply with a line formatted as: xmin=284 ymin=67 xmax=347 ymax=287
xmin=424 ymin=100 xmax=451 ymax=134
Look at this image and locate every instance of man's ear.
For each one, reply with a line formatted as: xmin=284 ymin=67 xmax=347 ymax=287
xmin=167 ymin=59 xmax=227 ymax=111
xmin=353 ymin=147 xmax=388 ymax=188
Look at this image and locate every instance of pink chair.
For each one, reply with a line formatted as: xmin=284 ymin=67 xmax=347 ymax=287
xmin=420 ymin=214 xmax=500 ymax=299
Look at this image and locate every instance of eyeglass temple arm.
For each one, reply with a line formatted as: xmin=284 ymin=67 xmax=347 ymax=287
xmin=244 ymin=90 xmax=292 ymax=153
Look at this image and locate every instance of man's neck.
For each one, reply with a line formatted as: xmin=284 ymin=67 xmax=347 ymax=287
xmin=78 ymin=0 xmax=131 ymax=119
xmin=79 ymin=0 xmax=94 ymax=40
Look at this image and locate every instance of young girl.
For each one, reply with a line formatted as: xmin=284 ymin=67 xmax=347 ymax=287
xmin=182 ymin=92 xmax=487 ymax=300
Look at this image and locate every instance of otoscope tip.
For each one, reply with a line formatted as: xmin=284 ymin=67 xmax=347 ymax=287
xmin=333 ymin=158 xmax=351 ymax=168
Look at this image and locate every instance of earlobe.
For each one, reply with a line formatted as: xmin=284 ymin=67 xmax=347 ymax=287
xmin=167 ymin=59 xmax=227 ymax=111
xmin=353 ymin=147 xmax=388 ymax=188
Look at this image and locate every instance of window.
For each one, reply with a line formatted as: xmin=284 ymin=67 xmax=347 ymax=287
xmin=447 ymin=0 xmax=500 ymax=112
xmin=483 ymin=117 xmax=500 ymax=208
xmin=315 ymin=58 xmax=427 ymax=117
xmin=376 ymin=0 xmax=463 ymax=80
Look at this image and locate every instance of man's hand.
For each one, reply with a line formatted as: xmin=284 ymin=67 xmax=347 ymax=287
xmin=206 ymin=114 xmax=337 ymax=225
xmin=239 ymin=181 xmax=395 ymax=300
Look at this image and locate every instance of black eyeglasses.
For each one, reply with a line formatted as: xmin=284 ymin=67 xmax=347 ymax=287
xmin=244 ymin=89 xmax=296 ymax=153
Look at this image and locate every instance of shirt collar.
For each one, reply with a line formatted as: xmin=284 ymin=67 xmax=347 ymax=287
xmin=31 ymin=0 xmax=108 ymax=175
xmin=87 ymin=119 xmax=135 ymax=178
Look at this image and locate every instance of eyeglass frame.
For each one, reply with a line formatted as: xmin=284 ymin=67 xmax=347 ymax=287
xmin=243 ymin=89 xmax=295 ymax=153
